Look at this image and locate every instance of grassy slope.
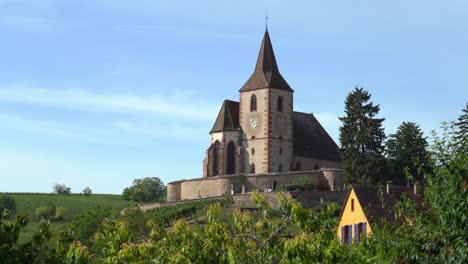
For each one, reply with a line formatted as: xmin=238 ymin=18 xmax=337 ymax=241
xmin=4 ymin=193 xmax=134 ymax=220
xmin=2 ymin=193 xmax=135 ymax=243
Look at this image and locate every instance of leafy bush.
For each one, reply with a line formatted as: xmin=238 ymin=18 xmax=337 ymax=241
xmin=0 ymin=195 xmax=16 ymax=214
xmin=70 ymin=205 xmax=111 ymax=243
xmin=55 ymin=207 xmax=67 ymax=221
xmin=35 ymin=205 xmax=55 ymax=220
xmin=122 ymin=177 xmax=165 ymax=202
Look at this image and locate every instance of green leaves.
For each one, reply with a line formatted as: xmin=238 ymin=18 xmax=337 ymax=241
xmin=122 ymin=177 xmax=166 ymax=203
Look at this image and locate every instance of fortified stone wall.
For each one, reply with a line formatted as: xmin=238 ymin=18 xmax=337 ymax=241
xmin=167 ymin=169 xmax=344 ymax=201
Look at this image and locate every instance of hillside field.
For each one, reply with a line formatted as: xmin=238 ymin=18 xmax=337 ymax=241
xmin=2 ymin=192 xmax=134 ymax=220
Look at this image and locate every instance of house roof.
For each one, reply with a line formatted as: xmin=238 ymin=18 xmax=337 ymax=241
xmin=290 ymin=191 xmax=347 ymax=208
xmin=339 ymin=185 xmax=424 ymax=224
xmin=210 ymin=100 xmax=240 ymax=133
xmin=292 ymin=112 xmax=342 ymax=161
xmin=239 ymin=30 xmax=293 ymax=92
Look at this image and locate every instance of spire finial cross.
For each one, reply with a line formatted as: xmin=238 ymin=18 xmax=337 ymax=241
xmin=265 ymin=12 xmax=268 ymax=30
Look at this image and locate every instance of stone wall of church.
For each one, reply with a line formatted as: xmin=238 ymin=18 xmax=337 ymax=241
xmin=204 ymin=131 xmax=243 ymax=177
xmin=167 ymin=169 xmax=344 ymax=201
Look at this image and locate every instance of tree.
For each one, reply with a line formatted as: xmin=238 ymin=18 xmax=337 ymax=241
xmin=0 ymin=195 xmax=16 ymax=215
xmin=82 ymin=187 xmax=92 ymax=196
xmin=339 ymin=87 xmax=386 ymax=184
xmin=53 ymin=183 xmax=71 ymax=194
xmin=454 ymin=103 xmax=468 ymax=154
xmin=122 ymin=177 xmax=165 ymax=203
xmin=386 ymin=122 xmax=431 ymax=185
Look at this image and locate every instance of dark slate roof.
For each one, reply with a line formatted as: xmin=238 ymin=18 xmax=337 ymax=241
xmin=343 ymin=185 xmax=425 ymax=223
xmin=240 ymin=30 xmax=293 ymax=92
xmin=290 ymin=191 xmax=347 ymax=208
xmin=292 ymin=112 xmax=342 ymax=161
xmin=210 ymin=100 xmax=240 ymax=133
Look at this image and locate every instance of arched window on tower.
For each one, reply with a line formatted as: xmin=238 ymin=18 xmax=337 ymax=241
xmin=277 ymin=96 xmax=283 ymax=112
xmin=212 ymin=141 xmax=220 ymax=176
xmin=250 ymin=94 xmax=257 ymax=112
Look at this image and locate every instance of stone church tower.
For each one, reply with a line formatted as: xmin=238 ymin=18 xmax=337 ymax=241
xmin=239 ymin=29 xmax=294 ymax=174
xmin=202 ymin=29 xmax=342 ymax=178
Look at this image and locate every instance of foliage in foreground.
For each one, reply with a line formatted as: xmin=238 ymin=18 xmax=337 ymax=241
xmin=0 ymin=195 xmax=16 ymax=215
xmin=0 ymin=123 xmax=466 ymax=263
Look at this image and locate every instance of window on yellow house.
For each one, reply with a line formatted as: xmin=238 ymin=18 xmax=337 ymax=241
xmin=351 ymin=199 xmax=355 ymax=212
xmin=341 ymin=225 xmax=352 ymax=245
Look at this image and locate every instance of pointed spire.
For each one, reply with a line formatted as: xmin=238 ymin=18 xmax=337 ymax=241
xmin=240 ymin=29 xmax=293 ymax=92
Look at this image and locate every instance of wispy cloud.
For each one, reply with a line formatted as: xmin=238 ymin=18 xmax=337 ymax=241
xmin=0 ymin=85 xmax=218 ymax=121
xmin=0 ymin=15 xmax=87 ymax=31
xmin=0 ymin=113 xmax=108 ymax=143
xmin=113 ymin=120 xmax=206 ymax=140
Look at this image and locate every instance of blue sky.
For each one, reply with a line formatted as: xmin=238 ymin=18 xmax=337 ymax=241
xmin=1 ymin=0 xmax=467 ymax=194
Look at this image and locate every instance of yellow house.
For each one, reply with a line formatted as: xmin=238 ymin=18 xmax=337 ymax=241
xmin=337 ymin=184 xmax=422 ymax=245
xmin=337 ymin=186 xmax=371 ymax=245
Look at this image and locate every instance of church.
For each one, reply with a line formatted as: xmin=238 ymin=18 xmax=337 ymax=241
xmin=167 ymin=29 xmax=344 ymax=201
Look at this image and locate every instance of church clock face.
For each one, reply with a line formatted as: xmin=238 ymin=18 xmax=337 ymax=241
xmin=248 ymin=116 xmax=259 ymax=130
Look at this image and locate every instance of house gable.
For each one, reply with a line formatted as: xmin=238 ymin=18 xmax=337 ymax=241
xmin=337 ymin=187 xmax=372 ymax=244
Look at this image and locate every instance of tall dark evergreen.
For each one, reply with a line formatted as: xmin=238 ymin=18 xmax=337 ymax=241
xmin=339 ymin=87 xmax=386 ymax=184
xmin=386 ymin=122 xmax=431 ymax=185
xmin=454 ymin=103 xmax=467 ymax=154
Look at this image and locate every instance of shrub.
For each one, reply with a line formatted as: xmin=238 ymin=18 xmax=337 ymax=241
xmin=53 ymin=183 xmax=71 ymax=194
xmin=71 ymin=205 xmax=112 ymax=243
xmin=0 ymin=195 xmax=16 ymax=215
xmin=55 ymin=206 xmax=67 ymax=221
xmin=36 ymin=205 xmax=55 ymax=220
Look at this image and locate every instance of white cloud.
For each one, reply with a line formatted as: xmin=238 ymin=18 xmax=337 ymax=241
xmin=0 ymin=85 xmax=218 ymax=121
xmin=0 ymin=113 xmax=108 ymax=143
xmin=113 ymin=119 xmax=206 ymax=140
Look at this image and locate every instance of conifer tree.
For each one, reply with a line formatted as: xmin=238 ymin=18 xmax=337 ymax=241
xmin=339 ymin=87 xmax=386 ymax=184
xmin=454 ymin=103 xmax=467 ymax=154
xmin=386 ymin=122 xmax=431 ymax=185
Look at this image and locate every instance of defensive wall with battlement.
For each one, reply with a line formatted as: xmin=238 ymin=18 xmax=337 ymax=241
xmin=167 ymin=168 xmax=344 ymax=201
